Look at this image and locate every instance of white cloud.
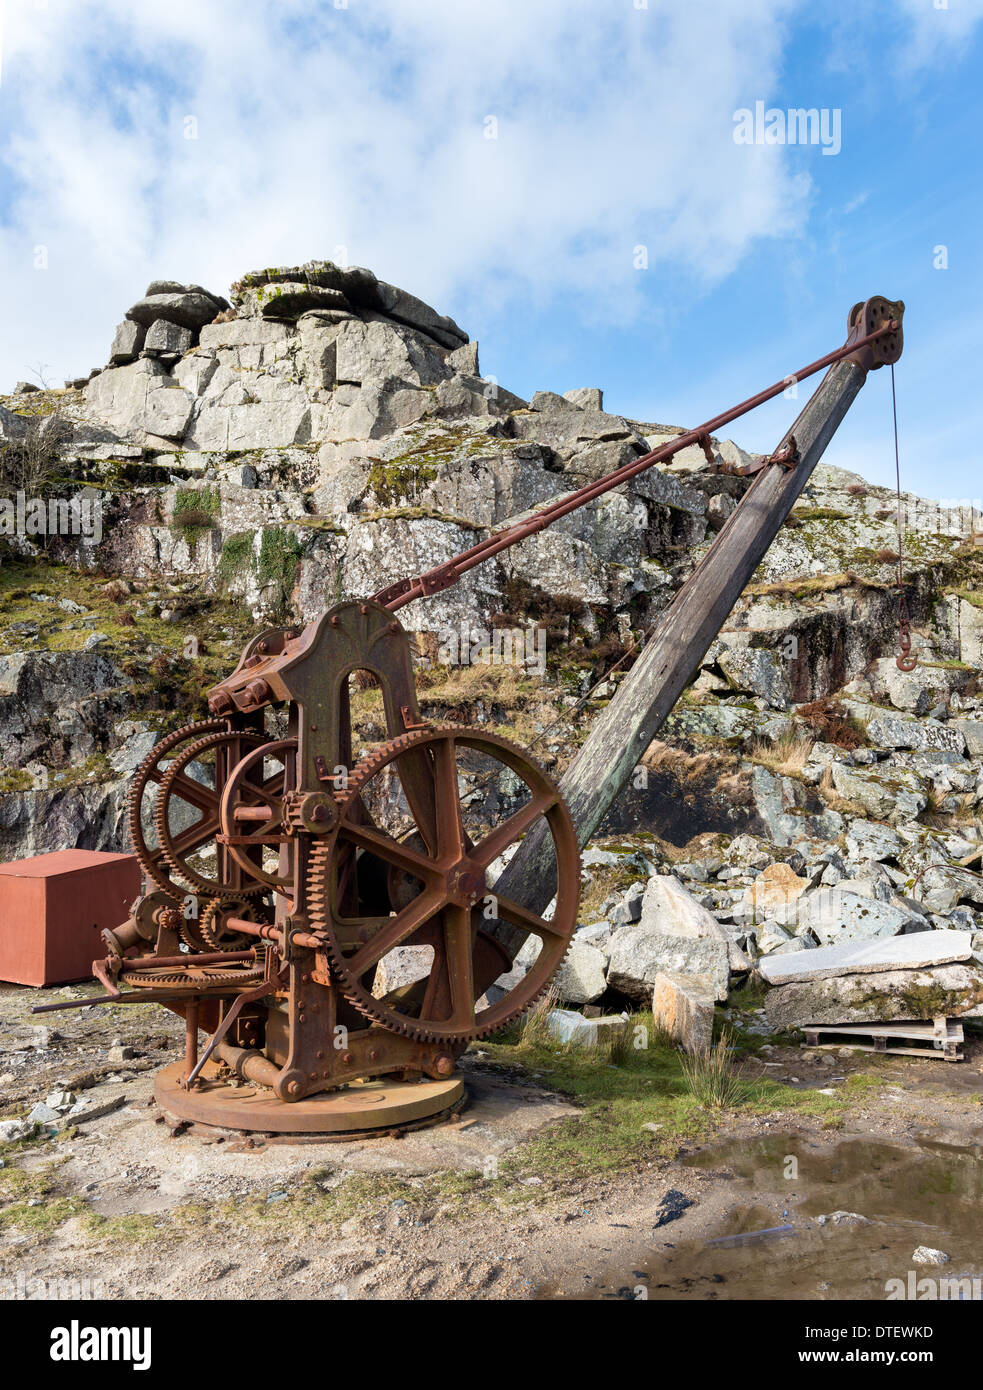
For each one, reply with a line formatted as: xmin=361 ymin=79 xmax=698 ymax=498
xmin=894 ymin=0 xmax=983 ymax=67
xmin=0 ymin=0 xmax=808 ymax=388
xmin=0 ymin=0 xmax=978 ymax=393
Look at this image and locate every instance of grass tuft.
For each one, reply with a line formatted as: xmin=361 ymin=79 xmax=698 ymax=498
xmin=679 ymin=1028 xmax=745 ymax=1108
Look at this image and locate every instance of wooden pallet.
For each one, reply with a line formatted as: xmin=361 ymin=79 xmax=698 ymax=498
xmin=802 ymin=1016 xmax=964 ymax=1062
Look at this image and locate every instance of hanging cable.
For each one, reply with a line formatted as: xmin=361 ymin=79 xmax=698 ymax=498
xmin=891 ymin=363 xmax=917 ymax=671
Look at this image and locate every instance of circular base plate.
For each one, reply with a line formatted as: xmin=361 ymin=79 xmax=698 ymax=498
xmin=154 ymin=1060 xmax=464 ymax=1136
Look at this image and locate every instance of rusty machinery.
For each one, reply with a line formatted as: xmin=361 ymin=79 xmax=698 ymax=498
xmin=34 ymin=297 xmax=904 ymax=1137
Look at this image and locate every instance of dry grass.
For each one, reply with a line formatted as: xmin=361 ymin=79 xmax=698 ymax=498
xmin=797 ymin=696 xmax=868 ymax=750
xmin=415 ymin=660 xmax=536 ymax=711
xmin=641 ymin=740 xmax=744 ymax=788
xmin=749 ymin=728 xmax=814 ymax=776
xmin=746 ymin=570 xmax=892 ymax=601
xmin=516 ymin=986 xmax=562 ymax=1049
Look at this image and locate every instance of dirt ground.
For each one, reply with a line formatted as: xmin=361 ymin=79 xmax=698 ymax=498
xmin=2 ymin=978 xmax=982 ymax=1301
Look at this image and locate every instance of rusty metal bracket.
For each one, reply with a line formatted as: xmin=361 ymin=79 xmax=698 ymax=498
xmin=715 ymin=436 xmax=799 ymax=477
xmin=401 ymin=704 xmax=427 ymax=731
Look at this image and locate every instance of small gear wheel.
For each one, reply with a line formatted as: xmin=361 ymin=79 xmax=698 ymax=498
xmin=199 ymin=896 xmax=270 ymax=952
xmin=305 ymin=723 xmax=580 ymax=1043
xmin=179 ymin=909 xmax=212 ymax=954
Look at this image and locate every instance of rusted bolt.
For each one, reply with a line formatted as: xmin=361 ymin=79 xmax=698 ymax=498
xmin=287 ymin=1080 xmax=302 ymax=1096
xmin=342 ymin=1052 xmax=353 ymax=1065
xmin=244 ymin=679 xmax=271 ymax=705
xmin=434 ymin=1055 xmax=454 ymax=1076
xmin=368 ymin=1049 xmax=378 ymax=1061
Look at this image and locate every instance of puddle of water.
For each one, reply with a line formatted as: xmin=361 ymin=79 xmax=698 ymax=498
xmin=540 ymin=1135 xmax=983 ymax=1300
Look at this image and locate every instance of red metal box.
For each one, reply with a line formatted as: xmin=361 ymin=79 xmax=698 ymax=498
xmin=0 ymin=850 xmax=141 ymax=987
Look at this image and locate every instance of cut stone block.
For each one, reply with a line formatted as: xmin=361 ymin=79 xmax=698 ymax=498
xmin=764 ymin=962 xmax=983 ymax=1029
xmin=743 ymin=861 xmax=810 ymax=923
xmin=953 ymin=720 xmax=983 ymax=756
xmin=144 ymin=318 xmax=193 ymax=355
xmin=109 ymin=318 xmax=146 ymax=364
xmin=793 ymin=885 xmax=919 ymax=946
xmin=865 ymin=712 xmax=966 ymax=756
xmin=759 ymin=929 xmax=972 ymax=986
xmin=371 ymin=945 xmax=433 ymax=997
xmin=546 ymin=1009 xmax=629 ymax=1048
xmin=652 ymin=971 xmax=715 ymax=1054
xmin=554 ymin=939 xmax=607 ymax=1004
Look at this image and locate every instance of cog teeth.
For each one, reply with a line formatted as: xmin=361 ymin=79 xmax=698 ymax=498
xmin=153 ymin=730 xmax=268 ymax=902
xmin=127 ymin=719 xmax=229 ymax=897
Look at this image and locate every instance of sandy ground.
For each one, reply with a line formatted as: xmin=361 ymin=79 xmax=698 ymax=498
xmin=2 ymin=978 xmax=982 ymax=1301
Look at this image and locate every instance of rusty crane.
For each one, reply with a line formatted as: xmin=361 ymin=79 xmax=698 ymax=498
xmin=35 ymin=296 xmax=904 ymax=1136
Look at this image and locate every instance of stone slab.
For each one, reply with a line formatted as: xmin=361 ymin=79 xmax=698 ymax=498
xmin=764 ymin=962 xmax=983 ymax=1029
xmin=759 ymin=929 xmax=972 ymax=986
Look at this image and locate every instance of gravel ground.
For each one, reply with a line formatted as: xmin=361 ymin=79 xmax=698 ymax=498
xmin=2 ymin=979 xmax=982 ymax=1301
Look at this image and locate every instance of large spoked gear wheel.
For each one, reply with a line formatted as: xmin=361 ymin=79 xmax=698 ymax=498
xmin=126 ymin=720 xmax=231 ymax=897
xmin=153 ymin=730 xmax=272 ymax=900
xmin=306 ymin=724 xmax=580 ymax=1043
xmin=217 ymin=738 xmax=299 ymax=895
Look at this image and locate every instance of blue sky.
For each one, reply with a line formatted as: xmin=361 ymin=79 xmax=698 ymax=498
xmin=0 ymin=0 xmax=980 ymax=498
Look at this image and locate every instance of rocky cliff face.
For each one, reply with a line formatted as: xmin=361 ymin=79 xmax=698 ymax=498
xmin=3 ymin=261 xmax=983 ymax=1006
